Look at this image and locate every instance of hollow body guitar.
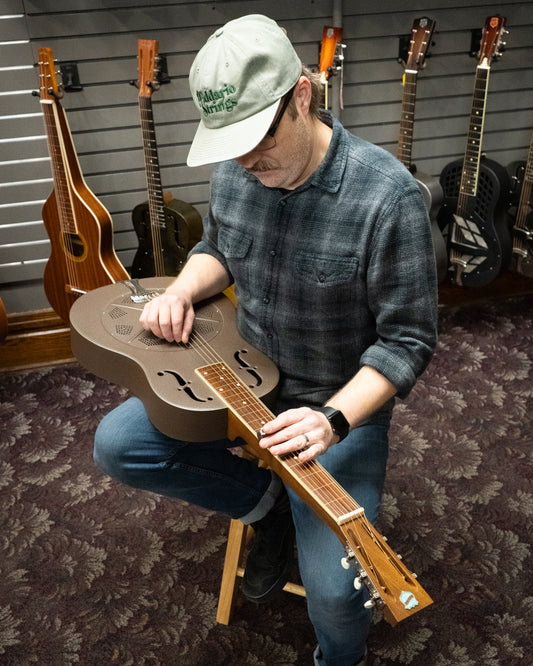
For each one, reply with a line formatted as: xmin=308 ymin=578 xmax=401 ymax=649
xmin=37 ymin=48 xmax=129 ymax=323
xmin=131 ymin=39 xmax=202 ymax=278
xmin=438 ymin=16 xmax=511 ymax=287
xmin=70 ymin=277 xmax=432 ymax=626
xmin=396 ymin=16 xmax=448 ymax=283
xmin=507 ymin=132 xmax=533 ymax=277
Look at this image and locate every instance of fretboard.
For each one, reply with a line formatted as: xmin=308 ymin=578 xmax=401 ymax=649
xmin=41 ymin=101 xmax=77 ymax=235
xmin=139 ymin=95 xmax=167 ymax=274
xmin=457 ymin=65 xmax=490 ymax=214
xmin=196 ymin=361 xmax=364 ymax=528
xmin=397 ymin=70 xmax=418 ymax=169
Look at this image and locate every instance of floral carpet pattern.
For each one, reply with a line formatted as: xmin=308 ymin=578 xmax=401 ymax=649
xmin=0 ymin=296 xmax=531 ymax=665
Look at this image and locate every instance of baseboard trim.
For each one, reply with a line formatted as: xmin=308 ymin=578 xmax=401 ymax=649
xmin=0 ymin=309 xmax=75 ymax=372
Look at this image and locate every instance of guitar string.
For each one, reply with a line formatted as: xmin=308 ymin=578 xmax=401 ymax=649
xmin=513 ymin=138 xmax=533 ymax=258
xmin=180 ymin=321 xmax=391 ymax=537
xmin=451 ymin=65 xmax=490 ymax=271
xmin=140 ymin=97 xmax=165 ymax=277
xmin=182 ymin=326 xmax=358 ymax=517
xmin=42 ymin=81 xmax=77 ymax=292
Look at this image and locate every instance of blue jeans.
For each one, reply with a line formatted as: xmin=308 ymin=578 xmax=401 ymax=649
xmin=94 ymin=396 xmax=391 ymax=666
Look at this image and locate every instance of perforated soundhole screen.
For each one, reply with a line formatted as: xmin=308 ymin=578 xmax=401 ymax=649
xmin=101 ymin=296 xmax=224 ymax=351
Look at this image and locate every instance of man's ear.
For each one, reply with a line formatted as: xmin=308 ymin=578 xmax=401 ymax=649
xmin=295 ymin=76 xmax=312 ymax=115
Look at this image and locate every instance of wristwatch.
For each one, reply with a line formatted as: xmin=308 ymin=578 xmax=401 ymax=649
xmin=313 ymin=406 xmax=350 ymax=441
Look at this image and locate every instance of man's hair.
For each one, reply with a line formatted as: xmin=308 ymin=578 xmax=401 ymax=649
xmin=286 ymin=66 xmax=324 ymax=119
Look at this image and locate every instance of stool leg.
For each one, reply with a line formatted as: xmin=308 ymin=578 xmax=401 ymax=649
xmin=216 ymin=519 xmax=248 ymax=624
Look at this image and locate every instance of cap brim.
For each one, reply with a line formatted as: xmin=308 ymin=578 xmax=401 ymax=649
xmin=186 ymin=99 xmax=280 ymax=167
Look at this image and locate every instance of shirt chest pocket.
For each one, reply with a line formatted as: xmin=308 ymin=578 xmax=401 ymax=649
xmin=293 ymin=252 xmax=359 ymax=287
xmin=218 ymin=227 xmax=253 ymax=259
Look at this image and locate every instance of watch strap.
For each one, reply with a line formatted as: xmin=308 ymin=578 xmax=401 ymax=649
xmin=313 ymin=406 xmax=350 ymax=441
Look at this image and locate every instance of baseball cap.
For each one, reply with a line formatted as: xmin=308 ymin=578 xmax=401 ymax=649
xmin=187 ymin=14 xmax=302 ymax=167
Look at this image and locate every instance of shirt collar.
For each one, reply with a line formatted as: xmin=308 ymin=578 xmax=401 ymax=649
xmin=304 ymin=111 xmax=347 ymax=194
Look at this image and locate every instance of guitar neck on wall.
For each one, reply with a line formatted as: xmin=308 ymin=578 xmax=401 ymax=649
xmin=438 ymin=16 xmax=511 ymax=287
xmin=396 ymin=16 xmax=447 ymax=283
xmin=131 ymin=39 xmax=202 ymax=279
xmin=37 ymin=47 xmax=129 ymax=324
xmin=509 ymin=133 xmax=533 ymax=277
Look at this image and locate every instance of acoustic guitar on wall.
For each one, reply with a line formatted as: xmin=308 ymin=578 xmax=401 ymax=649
xmin=396 ymin=16 xmax=447 ymax=283
xmin=37 ymin=47 xmax=129 ymax=324
xmin=438 ymin=16 xmax=511 ymax=287
xmin=130 ymin=39 xmax=202 ymax=279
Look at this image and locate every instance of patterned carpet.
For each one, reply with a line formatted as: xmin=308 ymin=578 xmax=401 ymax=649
xmin=0 ymin=296 xmax=531 ymax=665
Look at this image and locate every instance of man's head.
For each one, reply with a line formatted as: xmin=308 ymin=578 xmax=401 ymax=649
xmin=187 ymin=14 xmax=302 ymax=167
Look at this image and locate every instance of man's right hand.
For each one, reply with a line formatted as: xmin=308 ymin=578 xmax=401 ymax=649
xmin=139 ymin=291 xmax=196 ymax=344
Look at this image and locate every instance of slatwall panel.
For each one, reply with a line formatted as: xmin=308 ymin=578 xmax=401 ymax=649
xmin=0 ymin=0 xmax=532 ymax=315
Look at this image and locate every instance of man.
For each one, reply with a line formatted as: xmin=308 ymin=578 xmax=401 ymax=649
xmin=94 ymin=14 xmax=438 ymax=666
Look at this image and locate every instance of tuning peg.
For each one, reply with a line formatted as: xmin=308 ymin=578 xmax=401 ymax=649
xmin=354 ymin=577 xmax=362 ymax=590
xmin=396 ymin=553 xmax=403 ymax=560
xmin=364 ymin=599 xmax=375 ymax=609
xmin=341 ymin=556 xmax=351 ymax=570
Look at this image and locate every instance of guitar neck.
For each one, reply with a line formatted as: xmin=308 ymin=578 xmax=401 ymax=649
xmin=139 ymin=96 xmax=166 ymax=223
xmin=41 ymin=98 xmax=79 ymax=235
xmin=457 ymin=64 xmax=491 ymax=216
xmin=196 ymin=360 xmax=433 ymax=625
xmin=397 ymin=70 xmax=418 ymax=169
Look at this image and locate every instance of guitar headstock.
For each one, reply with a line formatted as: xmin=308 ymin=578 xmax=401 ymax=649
xmin=477 ymin=15 xmax=507 ymax=66
xmin=37 ymin=47 xmax=61 ymax=102
xmin=319 ymin=25 xmax=344 ymax=82
xmin=403 ymin=16 xmax=436 ymax=71
xmin=137 ymin=39 xmax=159 ymax=97
xmin=340 ymin=516 xmax=433 ymax=625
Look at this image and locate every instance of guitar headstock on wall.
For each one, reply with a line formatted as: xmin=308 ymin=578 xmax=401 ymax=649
xmin=402 ymin=17 xmax=436 ymax=72
xmin=319 ymin=25 xmax=344 ymax=83
xmin=477 ymin=15 xmax=507 ymax=67
xmin=137 ymin=39 xmax=159 ymax=98
xmin=37 ymin=47 xmax=62 ymax=102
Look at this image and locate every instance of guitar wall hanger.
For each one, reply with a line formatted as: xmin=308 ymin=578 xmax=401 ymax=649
xmin=129 ymin=53 xmax=170 ymax=89
xmin=60 ymin=62 xmax=83 ymax=92
xmin=397 ymin=32 xmax=436 ymax=66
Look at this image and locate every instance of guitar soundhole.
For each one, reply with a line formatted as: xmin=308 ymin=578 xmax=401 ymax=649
xmin=102 ymin=293 xmax=223 ymax=350
xmin=108 ymin=307 xmax=127 ymax=320
xmin=60 ymin=232 xmax=87 ymax=261
xmin=137 ymin=332 xmax=167 ymax=347
xmin=115 ymin=324 xmax=134 ymax=336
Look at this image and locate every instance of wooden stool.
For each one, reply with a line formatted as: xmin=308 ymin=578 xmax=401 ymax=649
xmin=216 ymin=517 xmax=306 ymax=624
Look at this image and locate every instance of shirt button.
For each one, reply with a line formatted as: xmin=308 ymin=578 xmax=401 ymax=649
xmin=267 ymin=333 xmax=273 ymax=339
xmin=270 ymin=250 xmax=276 ymax=257
xmin=263 ymin=297 xmax=270 ymax=304
xmin=280 ymin=200 xmax=286 ymax=207
xmin=319 ymin=273 xmax=326 ymax=282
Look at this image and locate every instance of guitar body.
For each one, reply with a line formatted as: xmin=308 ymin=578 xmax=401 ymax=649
xmin=38 ymin=48 xmax=129 ymax=324
xmin=70 ymin=276 xmax=433 ymax=626
xmin=507 ymin=158 xmax=533 ymax=277
xmin=69 ymin=277 xmax=280 ymax=442
xmin=413 ymin=171 xmax=448 ymax=282
xmin=438 ymin=156 xmax=512 ymax=286
xmin=131 ymin=197 xmax=203 ymax=278
xmin=43 ymin=186 xmax=130 ymax=323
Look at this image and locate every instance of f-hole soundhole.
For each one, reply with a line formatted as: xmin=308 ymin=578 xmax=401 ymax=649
xmin=157 ymin=370 xmax=213 ymax=402
xmin=234 ymin=349 xmax=262 ymax=387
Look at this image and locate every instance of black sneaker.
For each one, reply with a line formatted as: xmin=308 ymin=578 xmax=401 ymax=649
xmin=242 ymin=487 xmax=295 ymax=603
